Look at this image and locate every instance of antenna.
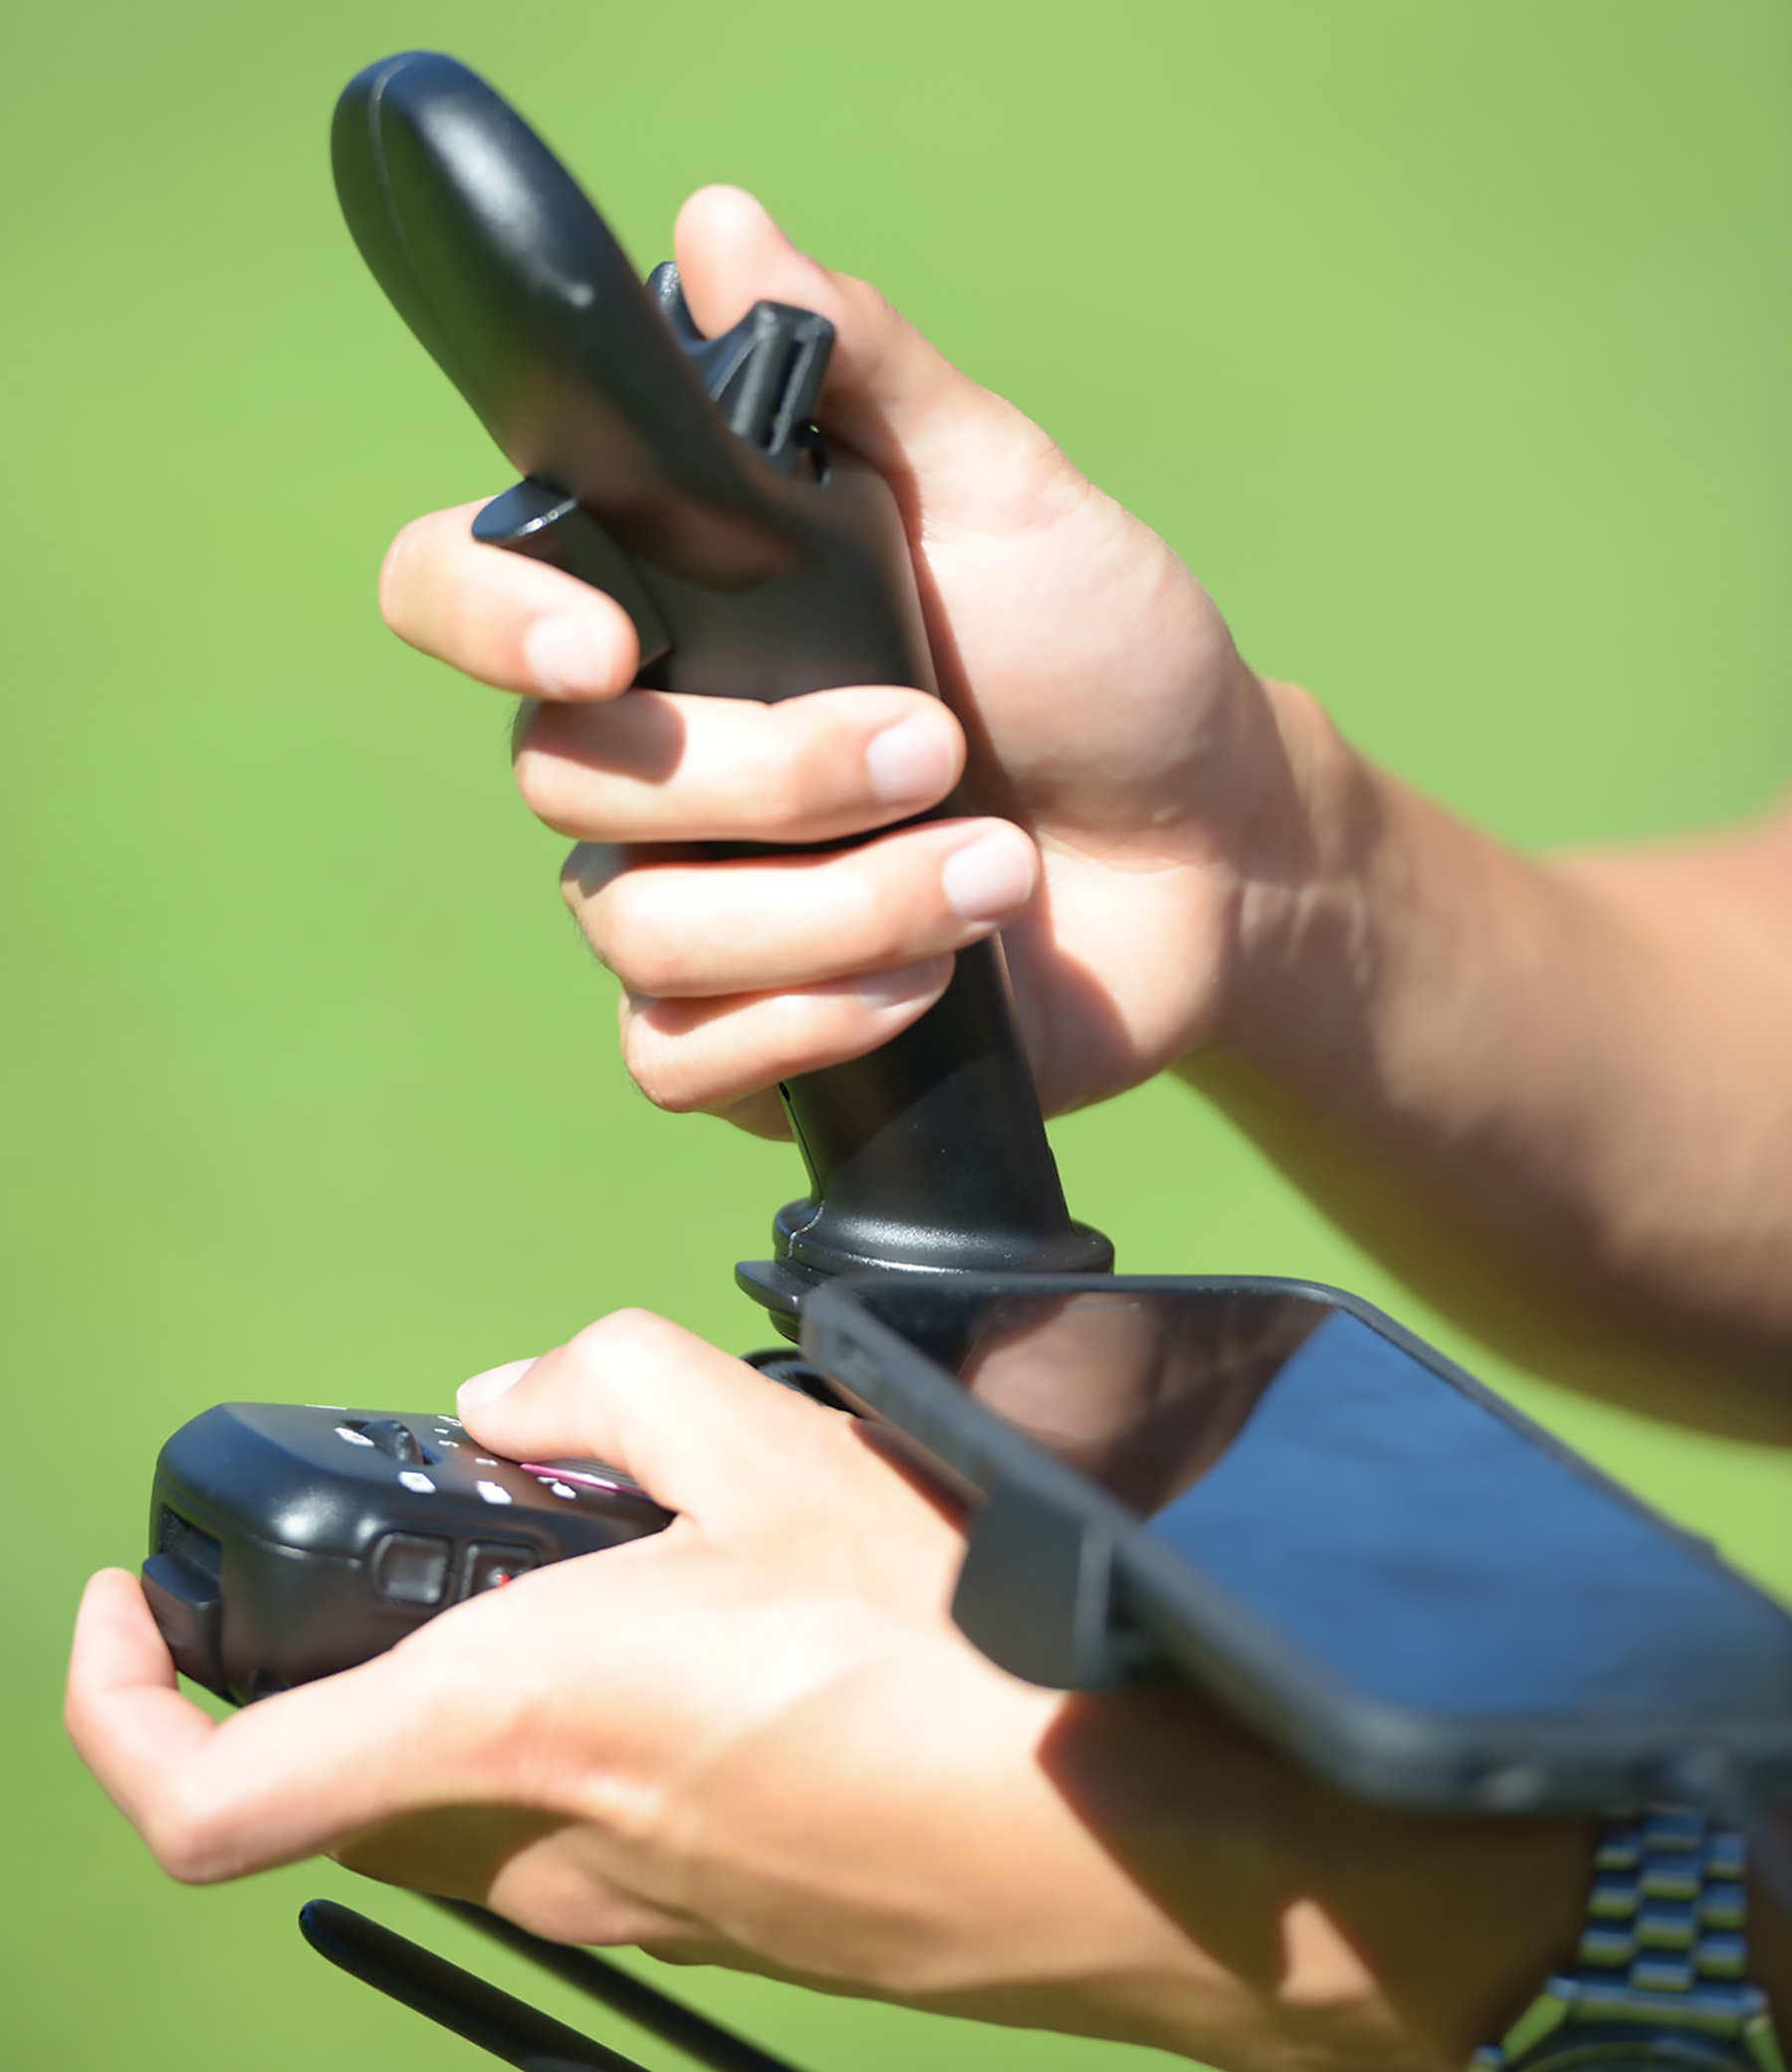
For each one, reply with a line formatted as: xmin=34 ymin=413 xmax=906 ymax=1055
xmin=300 ymin=1899 xmax=808 ymax=2072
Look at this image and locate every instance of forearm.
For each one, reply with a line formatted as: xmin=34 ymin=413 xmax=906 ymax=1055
xmin=1186 ymin=681 xmax=1792 ymax=1437
xmin=1112 ymin=1698 xmax=1791 ymax=2072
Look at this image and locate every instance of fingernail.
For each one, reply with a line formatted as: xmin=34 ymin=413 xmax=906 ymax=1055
xmin=458 ymin=1357 xmax=538 ymax=1412
xmin=866 ymin=714 xmax=956 ymax=806
xmin=942 ymin=828 xmax=1036 ymax=924
xmin=523 ymin=615 xmax=619 ymax=697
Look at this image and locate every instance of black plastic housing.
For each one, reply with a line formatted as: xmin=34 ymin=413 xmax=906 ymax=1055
xmin=145 ymin=1403 xmax=668 ymax=1703
xmin=331 ymin=52 xmax=1111 ymax=1329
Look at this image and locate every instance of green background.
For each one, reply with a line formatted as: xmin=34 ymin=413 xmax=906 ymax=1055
xmin=4 ymin=2 xmax=1790 ymax=2065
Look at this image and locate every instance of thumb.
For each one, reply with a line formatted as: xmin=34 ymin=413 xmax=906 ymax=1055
xmin=672 ymin=184 xmax=1008 ymax=492
xmin=456 ymin=1307 xmax=820 ymax=1527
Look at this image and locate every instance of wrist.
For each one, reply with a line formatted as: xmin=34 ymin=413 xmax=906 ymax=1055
xmin=1033 ymin=1687 xmax=1593 ymax=2072
xmin=1194 ymin=673 xmax=1384 ymax=1075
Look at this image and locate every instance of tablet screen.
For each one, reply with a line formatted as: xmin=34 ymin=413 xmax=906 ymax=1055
xmin=860 ymin=1283 xmax=1792 ymax=1724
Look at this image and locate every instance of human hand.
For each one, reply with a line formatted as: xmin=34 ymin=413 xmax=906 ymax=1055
xmin=68 ymin=1309 xmax=1596 ymax=2071
xmin=380 ymin=186 xmax=1333 ymax=1135
xmin=66 ymin=1311 xmax=1181 ymax=2022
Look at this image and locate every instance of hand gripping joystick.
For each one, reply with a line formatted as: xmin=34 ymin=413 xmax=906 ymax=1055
xmin=332 ymin=52 xmax=1112 ymax=1332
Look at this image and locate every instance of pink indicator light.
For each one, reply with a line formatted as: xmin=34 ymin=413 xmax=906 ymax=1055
xmin=519 ymin=1462 xmax=640 ymax=1496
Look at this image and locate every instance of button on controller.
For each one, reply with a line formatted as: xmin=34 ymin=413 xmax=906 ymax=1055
xmin=462 ymin=1542 xmax=536 ymax=1598
xmin=369 ymin=1531 xmax=452 ymax=1606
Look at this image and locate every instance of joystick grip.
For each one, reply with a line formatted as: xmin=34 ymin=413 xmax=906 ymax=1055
xmin=333 ymin=53 xmax=1111 ymax=1325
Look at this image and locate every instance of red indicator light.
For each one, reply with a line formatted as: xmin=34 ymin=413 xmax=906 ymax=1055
xmin=464 ymin=1546 xmax=533 ymax=1597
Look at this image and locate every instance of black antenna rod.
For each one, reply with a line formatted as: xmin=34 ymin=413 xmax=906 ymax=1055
xmin=433 ymin=1898 xmax=806 ymax=2072
xmin=300 ymin=1899 xmax=651 ymax=2072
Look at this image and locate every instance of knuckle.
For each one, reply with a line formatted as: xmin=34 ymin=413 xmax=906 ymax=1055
xmin=621 ymin=1016 xmax=700 ymax=1112
xmin=753 ymin=745 xmax=810 ymax=834
xmin=757 ymin=701 xmax=854 ymax=830
xmin=143 ymin=1789 xmax=224 ymax=1885
xmin=787 ymin=727 xmax=872 ymax=829
xmin=560 ymin=845 xmax=593 ymax=915
xmin=512 ymin=690 xmax=564 ymax=748
xmin=563 ymin=1310 xmax=680 ymax=1406
xmin=757 ymin=987 xmax=862 ymax=1076
xmin=583 ymin=1306 xmax=672 ymax=1356
xmin=511 ymin=743 xmax=563 ymax=823
xmin=835 ymin=268 xmax=897 ymax=331
xmin=831 ymin=863 xmax=905 ymax=962
xmin=597 ymin=893 xmax=676 ymax=995
xmin=511 ymin=696 xmax=567 ymax=768
xmin=569 ymin=1765 xmax=677 ymax=1859
xmin=560 ymin=845 xmax=626 ymax=938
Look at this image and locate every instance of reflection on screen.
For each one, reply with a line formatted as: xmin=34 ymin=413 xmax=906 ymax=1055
xmin=875 ymin=1286 xmax=1792 ymax=1723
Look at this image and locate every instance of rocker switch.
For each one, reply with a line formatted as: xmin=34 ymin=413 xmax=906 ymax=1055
xmin=350 ymin=1419 xmax=431 ymax=1465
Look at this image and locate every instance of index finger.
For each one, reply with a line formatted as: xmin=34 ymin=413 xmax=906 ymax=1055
xmin=380 ymin=501 xmax=641 ymax=700
xmin=459 ymin=1310 xmax=845 ymax=1531
xmin=66 ymin=1569 xmax=503 ymax=1882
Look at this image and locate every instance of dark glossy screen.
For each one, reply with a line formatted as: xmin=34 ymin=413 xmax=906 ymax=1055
xmin=858 ymin=1284 xmax=1792 ymax=1722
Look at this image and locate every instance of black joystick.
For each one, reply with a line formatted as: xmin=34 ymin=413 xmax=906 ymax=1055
xmin=333 ymin=50 xmax=1112 ymax=1335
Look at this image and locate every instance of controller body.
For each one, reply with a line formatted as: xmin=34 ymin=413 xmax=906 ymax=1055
xmin=145 ymin=1403 xmax=670 ymax=1702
